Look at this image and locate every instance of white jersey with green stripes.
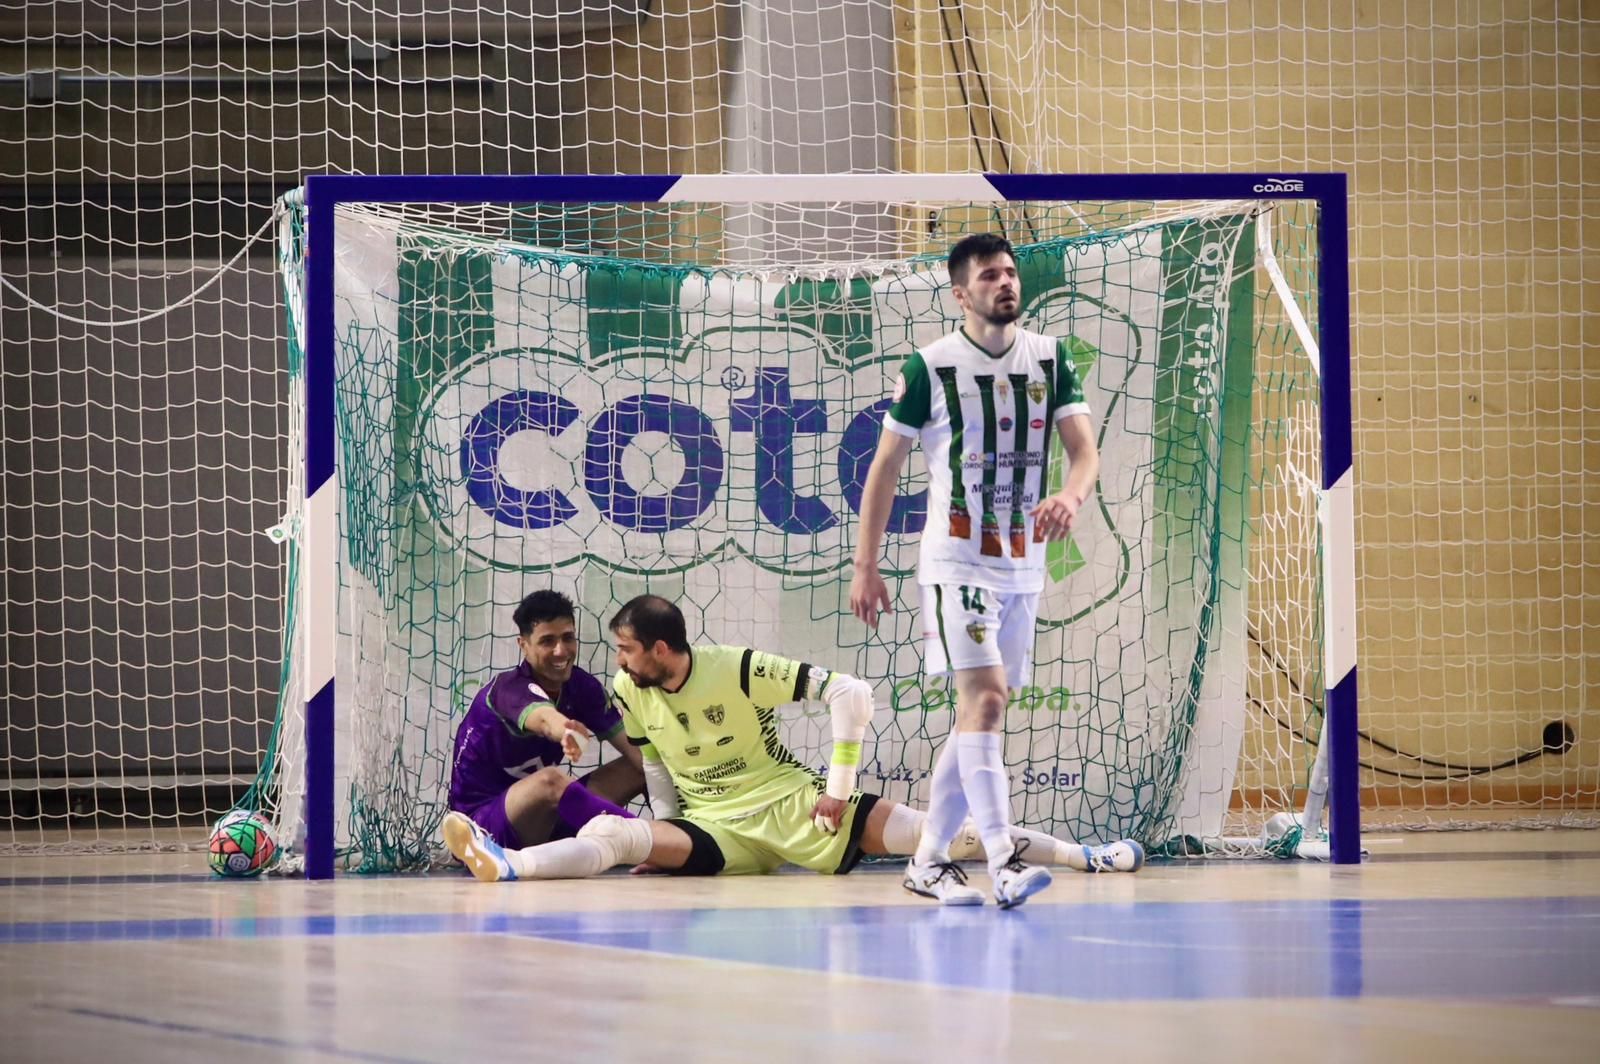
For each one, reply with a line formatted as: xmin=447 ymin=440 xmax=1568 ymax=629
xmin=884 ymin=326 xmax=1091 ymax=593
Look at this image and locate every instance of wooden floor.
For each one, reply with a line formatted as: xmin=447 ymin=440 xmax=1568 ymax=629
xmin=3 ymin=830 xmax=1599 ymax=1063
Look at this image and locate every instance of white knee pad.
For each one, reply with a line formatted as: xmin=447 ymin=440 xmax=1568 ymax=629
xmin=576 ymin=814 xmax=654 ymax=867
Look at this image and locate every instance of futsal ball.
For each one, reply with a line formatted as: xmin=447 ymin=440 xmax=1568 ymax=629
xmin=208 ymin=811 xmax=278 ymax=877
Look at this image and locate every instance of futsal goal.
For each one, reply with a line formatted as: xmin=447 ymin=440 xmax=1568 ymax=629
xmin=263 ymin=172 xmax=1355 ymax=876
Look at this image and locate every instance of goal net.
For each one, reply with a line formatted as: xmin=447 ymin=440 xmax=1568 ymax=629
xmin=263 ymin=175 xmax=1342 ymax=872
xmin=6 ymin=1 xmax=1591 ymax=863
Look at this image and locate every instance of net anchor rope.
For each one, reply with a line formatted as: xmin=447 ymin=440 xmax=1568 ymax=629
xmin=0 ymin=209 xmax=280 ymax=327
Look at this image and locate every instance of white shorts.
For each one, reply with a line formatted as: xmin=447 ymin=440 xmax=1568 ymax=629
xmin=920 ymin=584 xmax=1039 ymax=690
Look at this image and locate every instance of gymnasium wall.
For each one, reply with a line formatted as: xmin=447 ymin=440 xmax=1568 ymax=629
xmin=893 ymin=0 xmax=1599 ymax=815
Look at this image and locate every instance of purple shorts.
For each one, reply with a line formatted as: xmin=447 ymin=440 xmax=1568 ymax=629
xmin=458 ymin=793 xmax=586 ymax=849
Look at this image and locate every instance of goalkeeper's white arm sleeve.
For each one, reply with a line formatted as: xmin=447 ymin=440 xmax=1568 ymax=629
xmin=642 ymin=757 xmax=681 ymax=819
xmin=821 ymin=673 xmax=875 ymax=801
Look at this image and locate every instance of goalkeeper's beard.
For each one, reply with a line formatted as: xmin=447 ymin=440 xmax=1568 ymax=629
xmin=621 ymin=661 xmax=671 ymax=689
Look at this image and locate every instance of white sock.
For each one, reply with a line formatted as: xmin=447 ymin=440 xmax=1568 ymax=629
xmin=505 ymin=837 xmax=611 ymax=879
xmin=913 ymin=738 xmax=970 ymax=865
xmin=507 ymin=815 xmax=653 ymax=879
xmin=880 ymin=802 xmax=925 ymax=855
xmin=947 ymin=820 xmax=1086 ymax=869
xmin=954 ymin=731 xmax=1016 ymax=875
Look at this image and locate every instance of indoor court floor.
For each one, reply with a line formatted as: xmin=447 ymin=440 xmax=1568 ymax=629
xmin=3 ymin=830 xmax=1598 ymax=1063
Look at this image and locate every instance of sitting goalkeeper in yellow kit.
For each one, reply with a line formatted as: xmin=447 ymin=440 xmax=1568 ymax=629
xmin=443 ymin=594 xmax=1142 ymax=907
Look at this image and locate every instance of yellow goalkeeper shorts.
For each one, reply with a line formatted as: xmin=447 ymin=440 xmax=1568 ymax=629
xmin=666 ymin=784 xmax=881 ymax=876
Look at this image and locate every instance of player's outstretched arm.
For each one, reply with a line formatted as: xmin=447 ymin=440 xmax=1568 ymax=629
xmin=849 ymin=431 xmax=916 ymax=627
xmin=809 ymin=671 xmax=875 ymax=834
xmin=519 ymin=702 xmax=591 ymax=761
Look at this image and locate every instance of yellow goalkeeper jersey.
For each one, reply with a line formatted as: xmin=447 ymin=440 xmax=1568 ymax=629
xmin=615 ymin=645 xmax=833 ymax=821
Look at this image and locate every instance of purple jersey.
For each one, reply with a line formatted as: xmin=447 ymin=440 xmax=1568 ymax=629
xmin=448 ymin=661 xmax=622 ymax=811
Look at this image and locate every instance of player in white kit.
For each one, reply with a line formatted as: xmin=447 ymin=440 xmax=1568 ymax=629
xmin=849 ymin=232 xmax=1144 ymax=908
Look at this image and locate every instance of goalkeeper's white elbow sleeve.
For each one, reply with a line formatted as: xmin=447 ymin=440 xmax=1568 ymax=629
xmin=642 ymin=758 xmax=681 ymax=819
xmin=822 ymin=673 xmax=875 ymax=800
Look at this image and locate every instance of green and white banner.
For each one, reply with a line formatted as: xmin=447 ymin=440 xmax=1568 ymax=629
xmin=324 ymin=207 xmax=1256 ymax=845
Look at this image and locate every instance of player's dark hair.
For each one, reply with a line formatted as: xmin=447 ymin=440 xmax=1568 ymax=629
xmin=609 ymin=594 xmax=691 ymax=654
xmin=948 ymin=232 xmax=1015 ymax=287
xmin=513 ymin=590 xmax=576 ymax=636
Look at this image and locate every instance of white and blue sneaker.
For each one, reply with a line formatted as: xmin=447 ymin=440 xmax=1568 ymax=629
xmin=441 ymin=811 xmax=517 ymax=883
xmin=992 ymin=839 xmax=1053 ymax=909
xmin=1084 ymin=839 xmax=1145 ymax=873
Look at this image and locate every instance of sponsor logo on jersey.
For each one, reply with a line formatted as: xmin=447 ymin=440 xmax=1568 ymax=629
xmin=684 ymin=745 xmax=701 ymax=756
xmin=1030 ymin=418 xmax=1045 ymax=429
xmin=690 ymin=757 xmax=748 ymax=783
xmin=716 ymin=735 xmax=735 ymax=746
xmin=999 ymin=416 xmax=1013 ymax=431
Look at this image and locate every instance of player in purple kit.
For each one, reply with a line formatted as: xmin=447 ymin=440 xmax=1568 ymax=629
xmin=447 ymin=590 xmax=645 ymax=852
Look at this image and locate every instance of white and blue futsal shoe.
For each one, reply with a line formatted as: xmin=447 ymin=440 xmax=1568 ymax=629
xmin=1083 ymin=839 xmax=1146 ymax=873
xmin=441 ymin=811 xmax=517 ymax=883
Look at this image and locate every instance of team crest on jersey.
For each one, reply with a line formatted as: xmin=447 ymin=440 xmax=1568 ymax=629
xmin=703 ymin=705 xmax=725 ymax=725
xmin=1027 ymin=381 xmax=1047 ymax=403
xmin=966 ymin=622 xmax=987 ymax=644
xmin=675 ymin=712 xmax=689 ymax=727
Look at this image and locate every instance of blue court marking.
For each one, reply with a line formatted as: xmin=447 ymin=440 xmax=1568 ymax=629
xmin=4 ymin=896 xmax=1599 ymax=1003
xmin=5 ymin=847 xmax=1595 ymax=887
xmin=0 ymin=873 xmax=222 ymax=887
xmin=514 ymin=896 xmax=1600 ymax=1003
